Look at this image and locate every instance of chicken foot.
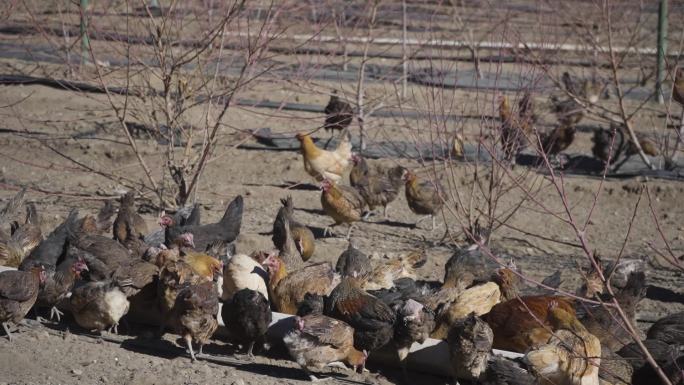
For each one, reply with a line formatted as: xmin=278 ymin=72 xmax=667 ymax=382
xmin=2 ymin=322 xmax=13 ymax=342
xmin=50 ymin=306 xmax=64 ymax=321
xmin=185 ymin=335 xmax=198 ymax=362
xmin=246 ymin=341 xmax=256 ymax=358
xmin=415 ymin=215 xmax=437 ymax=230
xmin=301 ymin=367 xmax=325 ymax=382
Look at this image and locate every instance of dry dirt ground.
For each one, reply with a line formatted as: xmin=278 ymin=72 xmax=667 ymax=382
xmin=1 ymin=2 xmax=684 ymax=384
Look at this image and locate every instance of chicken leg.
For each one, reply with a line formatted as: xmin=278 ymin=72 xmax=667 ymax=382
xmin=247 ymin=341 xmax=256 ymax=358
xmin=186 ymin=335 xmax=197 ymax=362
xmin=2 ymin=322 xmax=13 ymax=342
xmin=50 ymin=306 xmax=64 ymax=322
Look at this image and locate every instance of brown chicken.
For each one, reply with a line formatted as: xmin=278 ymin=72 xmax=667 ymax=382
xmin=448 ymin=313 xmax=495 ymax=382
xmin=297 ymin=132 xmax=352 ymax=182
xmin=283 ymin=314 xmax=367 ymax=381
xmin=0 ymin=264 xmax=46 ymax=341
xmin=674 ymin=67 xmax=684 ymax=106
xmin=262 ymin=253 xmax=339 ymax=315
xmin=499 ymin=95 xmax=532 ymax=162
xmin=403 ymin=170 xmax=447 ymax=230
xmin=335 ymin=242 xmax=372 ymax=280
xmin=325 ymin=277 xmax=396 ymax=353
xmin=525 ymin=304 xmax=601 ymax=385
xmin=157 ymin=257 xmax=205 ymax=334
xmin=483 ymin=295 xmax=576 ymax=353
xmin=349 ymin=154 xmax=406 ymax=219
xmin=538 ymin=122 xmax=576 ymax=160
xmin=647 ymin=311 xmax=684 ymax=345
xmin=222 ymin=288 xmax=271 ymax=357
xmin=362 ymin=250 xmax=427 ymax=291
xmin=592 ymin=126 xmax=624 ymax=166
xmin=618 ymin=339 xmax=683 ymax=385
xmin=432 ymin=281 xmax=501 ymax=340
xmin=323 ymin=91 xmax=354 ymax=149
xmin=111 ymin=258 xmax=159 ymax=298
xmin=69 ymin=278 xmax=131 ymax=333
xmin=169 ymin=280 xmax=219 ymax=362
xmin=68 ymin=233 xmax=132 ymax=282
xmin=320 ymin=179 xmax=365 ymax=239
xmin=1 ymin=203 xmax=44 ymax=268
xmin=36 ymin=257 xmax=88 ymax=321
xmin=272 ymin=196 xmax=315 ymax=262
xmin=113 ymin=191 xmax=148 ymax=245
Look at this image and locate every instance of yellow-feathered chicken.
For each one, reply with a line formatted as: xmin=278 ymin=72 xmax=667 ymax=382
xmin=296 ymin=132 xmax=352 ymax=182
xmin=431 ymin=281 xmax=501 ymax=339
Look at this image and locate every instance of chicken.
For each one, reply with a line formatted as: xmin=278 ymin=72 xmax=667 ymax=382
xmin=110 ymin=258 xmax=159 ymax=298
xmin=0 ymin=265 xmax=46 ymax=341
xmin=394 ymin=299 xmax=435 ymax=378
xmin=36 ymin=256 xmax=88 ymax=321
xmin=551 ymin=94 xmax=584 ymax=126
xmin=296 ymin=132 xmax=352 ymax=183
xmin=283 ymin=314 xmax=367 ymax=381
xmin=0 ymin=218 xmax=38 ymax=267
xmin=335 ymin=242 xmax=372 ymax=280
xmin=647 ymin=311 xmax=684 ymax=345
xmin=320 ymin=179 xmax=365 ymax=239
xmin=19 ymin=209 xmax=79 ymax=270
xmin=69 ymin=278 xmax=131 ymax=333
xmin=262 ymin=253 xmax=338 ymax=315
xmin=599 ymin=348 xmax=633 ymax=385
xmin=222 ymin=288 xmax=271 ymax=357
xmin=325 ymin=277 xmax=396 ymax=353
xmin=617 ymin=339 xmax=682 ymax=385
xmin=539 ymin=122 xmax=576 ymax=161
xmin=626 ymin=136 xmax=659 ymax=157
xmin=144 ymin=204 xmax=200 ymax=247
xmin=483 ymin=295 xmax=576 ymax=353
xmin=481 ymin=355 xmax=537 ymax=385
xmin=221 ymin=252 xmax=269 ymax=302
xmin=451 ymin=133 xmax=465 ymax=159
xmin=95 ymin=200 xmax=116 ymax=236
xmin=169 ymin=280 xmax=219 ymax=362
xmin=403 ymin=170 xmax=447 ymax=230
xmin=157 ymin=257 xmax=205 ymax=333
xmin=177 ymin=236 xmax=223 ymax=282
xmin=499 ymin=95 xmax=532 ymax=162
xmin=674 ymin=67 xmax=684 ymax=106
xmin=349 ymin=154 xmax=405 ymax=218
xmin=448 ymin=313 xmax=494 ymax=382
xmin=431 ymin=281 xmax=501 ymax=339
xmin=592 ymin=127 xmax=624 ymax=166
xmin=7 ymin=203 xmax=43 ymax=258
xmin=323 ymin=91 xmax=354 ymax=149
xmin=112 ymin=191 xmax=148 ymax=245
xmin=362 ymin=250 xmax=427 ymax=291
xmin=578 ymin=271 xmax=646 ymax=352
xmin=67 ymin=234 xmax=132 ymax=282
xmin=162 ymin=195 xmax=243 ymax=255
xmin=525 ymin=304 xmax=601 ymax=385
xmin=272 ymin=196 xmax=315 ymax=262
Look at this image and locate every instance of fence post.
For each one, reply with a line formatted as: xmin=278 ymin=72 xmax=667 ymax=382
xmin=656 ymin=0 xmax=668 ymax=104
xmin=80 ymin=0 xmax=90 ymax=66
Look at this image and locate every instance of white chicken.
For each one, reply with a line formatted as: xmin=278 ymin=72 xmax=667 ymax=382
xmin=221 ymin=252 xmax=270 ymax=302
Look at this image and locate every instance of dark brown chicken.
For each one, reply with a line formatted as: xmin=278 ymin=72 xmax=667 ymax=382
xmin=5 ymin=203 xmax=43 ymax=262
xmin=162 ymin=195 xmax=243 ymax=255
xmin=320 ymin=179 xmax=365 ymax=239
xmin=350 ymin=154 xmax=406 ymax=219
xmin=618 ymin=339 xmax=683 ymax=385
xmin=323 ymin=91 xmax=354 ymax=149
xmin=335 ymin=242 xmax=372 ymax=280
xmin=394 ymin=298 xmax=435 ymax=378
xmin=283 ymin=313 xmax=367 ymax=381
xmin=68 ymin=232 xmax=132 ymax=281
xmin=157 ymin=257 xmax=205 ymax=328
xmin=36 ymin=257 xmax=88 ymax=321
xmin=222 ymin=288 xmax=271 ymax=357
xmin=647 ymin=311 xmax=684 ymax=345
xmin=19 ymin=209 xmax=79 ymax=271
xmin=578 ymin=271 xmax=646 ymax=352
xmin=113 ymin=191 xmax=148 ymax=245
xmin=538 ymin=123 xmax=576 ymax=159
xmin=592 ymin=126 xmax=625 ymax=165
xmin=111 ymin=258 xmax=159 ymax=298
xmin=483 ymin=295 xmax=576 ymax=353
xmin=403 ymin=170 xmax=447 ymax=230
xmin=169 ymin=280 xmax=219 ymax=362
xmin=0 ymin=265 xmax=46 ymax=341
xmin=272 ymin=196 xmax=315 ymax=262
xmin=324 ymin=277 xmax=396 ymax=353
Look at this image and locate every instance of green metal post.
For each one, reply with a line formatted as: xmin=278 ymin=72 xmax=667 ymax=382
xmin=656 ymin=0 xmax=668 ymax=104
xmin=80 ymin=0 xmax=90 ymax=65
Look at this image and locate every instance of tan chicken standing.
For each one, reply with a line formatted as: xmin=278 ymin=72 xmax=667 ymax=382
xmin=403 ymin=170 xmax=447 ymax=230
xmin=320 ymin=179 xmax=366 ymax=239
xmin=296 ymin=132 xmax=352 ymax=182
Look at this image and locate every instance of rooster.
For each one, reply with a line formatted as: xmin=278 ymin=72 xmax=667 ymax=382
xmin=296 ymin=132 xmax=352 ymax=182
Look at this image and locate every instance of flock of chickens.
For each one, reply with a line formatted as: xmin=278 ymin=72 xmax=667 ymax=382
xmin=0 ymin=79 xmax=682 ymax=385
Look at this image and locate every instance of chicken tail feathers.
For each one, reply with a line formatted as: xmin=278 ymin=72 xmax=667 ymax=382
xmin=219 ymin=195 xmax=244 ymax=239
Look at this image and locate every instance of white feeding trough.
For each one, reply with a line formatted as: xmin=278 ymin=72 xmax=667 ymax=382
xmin=0 ymin=264 xmax=522 ymax=377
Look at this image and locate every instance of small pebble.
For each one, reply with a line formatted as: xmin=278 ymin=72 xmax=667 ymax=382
xmin=71 ymin=369 xmax=83 ymax=376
